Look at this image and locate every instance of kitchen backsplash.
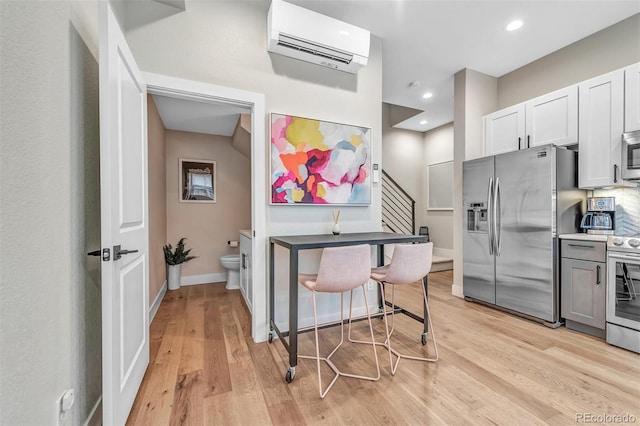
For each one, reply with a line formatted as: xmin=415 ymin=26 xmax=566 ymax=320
xmin=593 ymin=187 xmax=640 ymax=236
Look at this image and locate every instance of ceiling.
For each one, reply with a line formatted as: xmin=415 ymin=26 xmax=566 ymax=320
xmin=287 ymin=0 xmax=640 ymax=132
xmin=142 ymin=0 xmax=639 ymax=134
xmin=152 ymin=94 xmax=250 ymax=137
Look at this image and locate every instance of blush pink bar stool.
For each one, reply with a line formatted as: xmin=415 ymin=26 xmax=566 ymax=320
xmin=368 ymin=242 xmax=438 ymax=375
xmin=297 ymin=244 xmax=380 ymax=398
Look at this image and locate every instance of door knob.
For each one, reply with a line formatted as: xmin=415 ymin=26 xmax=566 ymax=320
xmin=113 ymin=245 xmax=139 ymax=260
xmin=87 ymin=250 xmax=101 ymax=256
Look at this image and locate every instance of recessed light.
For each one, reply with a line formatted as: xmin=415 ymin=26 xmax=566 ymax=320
xmin=420 ymin=120 xmax=428 ymax=125
xmin=506 ymin=20 xmax=523 ymax=32
xmin=422 ymin=92 xmax=433 ymax=99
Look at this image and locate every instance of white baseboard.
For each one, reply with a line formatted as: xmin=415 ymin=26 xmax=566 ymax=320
xmin=451 ymin=284 xmax=464 ymax=299
xmin=149 ymin=280 xmax=167 ymax=323
xmin=180 ymin=272 xmax=226 ymax=286
xmin=433 ymin=248 xmax=454 ymax=259
xmin=82 ymin=396 xmax=102 ymax=426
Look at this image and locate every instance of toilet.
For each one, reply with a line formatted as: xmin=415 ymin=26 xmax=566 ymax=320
xmin=220 ymin=254 xmax=241 ymax=290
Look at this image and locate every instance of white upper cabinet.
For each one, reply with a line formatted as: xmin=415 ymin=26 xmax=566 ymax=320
xmin=484 ymin=104 xmax=525 ymax=156
xmin=578 ymin=69 xmax=629 ymax=189
xmin=625 ymin=62 xmax=640 ymax=132
xmin=525 ymin=86 xmax=578 ymax=148
xmin=485 ymin=86 xmax=577 ymax=156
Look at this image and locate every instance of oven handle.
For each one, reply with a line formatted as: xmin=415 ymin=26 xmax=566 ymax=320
xmin=608 ymin=252 xmax=640 ymax=262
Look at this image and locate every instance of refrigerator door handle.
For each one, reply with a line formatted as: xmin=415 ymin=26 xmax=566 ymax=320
xmin=487 ymin=177 xmax=494 ymax=255
xmin=494 ymin=177 xmax=502 ymax=256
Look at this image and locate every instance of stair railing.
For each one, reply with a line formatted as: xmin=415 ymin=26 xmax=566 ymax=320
xmin=381 ymin=169 xmax=415 ymax=235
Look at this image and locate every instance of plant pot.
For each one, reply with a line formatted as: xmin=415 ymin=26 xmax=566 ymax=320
xmin=167 ymin=264 xmax=182 ymax=291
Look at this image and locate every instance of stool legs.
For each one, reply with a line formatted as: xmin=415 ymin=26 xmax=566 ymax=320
xmin=380 ymin=281 xmax=439 ymax=376
xmin=299 ymin=285 xmax=380 ymax=398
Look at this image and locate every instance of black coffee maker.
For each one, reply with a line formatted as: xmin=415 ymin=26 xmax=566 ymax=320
xmin=580 ymin=197 xmax=615 ymax=235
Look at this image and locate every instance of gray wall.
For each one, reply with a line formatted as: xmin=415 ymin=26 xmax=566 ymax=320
xmin=0 ymin=2 xmax=101 ymax=425
xmin=381 ymin=103 xmax=425 ymax=231
xmin=424 ymin=123 xmax=454 ymax=251
xmin=453 ymin=69 xmax=498 ymax=297
xmin=498 ymin=14 xmax=640 ymax=108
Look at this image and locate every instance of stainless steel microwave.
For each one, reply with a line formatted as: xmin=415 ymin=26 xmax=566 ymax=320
xmin=622 ymin=130 xmax=640 ymax=180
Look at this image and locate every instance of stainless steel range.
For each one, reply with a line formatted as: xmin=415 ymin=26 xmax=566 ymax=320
xmin=606 ymin=236 xmax=640 ymax=353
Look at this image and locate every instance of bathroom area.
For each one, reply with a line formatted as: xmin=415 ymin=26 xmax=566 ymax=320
xmin=147 ymin=93 xmax=253 ymax=317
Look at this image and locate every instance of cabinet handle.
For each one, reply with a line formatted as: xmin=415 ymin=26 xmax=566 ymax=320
xmin=518 ymin=137 xmax=522 ymax=150
xmin=596 ymin=265 xmax=601 ymax=285
xmin=567 ymin=243 xmax=594 ymax=248
xmin=527 ymin=135 xmax=530 ymax=149
xmin=614 ymin=164 xmax=618 ymax=183
xmin=241 ymin=253 xmax=246 ymax=269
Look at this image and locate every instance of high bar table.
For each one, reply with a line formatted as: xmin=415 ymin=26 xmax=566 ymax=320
xmin=268 ymin=231 xmax=428 ymax=383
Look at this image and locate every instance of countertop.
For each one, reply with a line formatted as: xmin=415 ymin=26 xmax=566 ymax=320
xmin=558 ymin=233 xmax=609 ymax=242
xmin=240 ymin=229 xmax=252 ymax=239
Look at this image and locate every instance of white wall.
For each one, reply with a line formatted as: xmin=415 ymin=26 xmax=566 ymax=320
xmin=0 ymin=2 xmax=102 ymax=424
xmin=123 ymin=1 xmax=382 ymax=234
xmin=423 ymin=123 xmax=454 ymax=252
xmin=498 ymin=14 xmax=640 ymax=109
xmin=123 ymin=1 xmax=383 ymax=329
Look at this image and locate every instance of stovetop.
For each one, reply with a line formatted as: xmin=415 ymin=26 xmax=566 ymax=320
xmin=607 ymin=235 xmax=640 ymax=253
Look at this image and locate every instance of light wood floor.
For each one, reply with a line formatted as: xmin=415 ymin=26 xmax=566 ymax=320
xmin=127 ymin=271 xmax=640 ymax=425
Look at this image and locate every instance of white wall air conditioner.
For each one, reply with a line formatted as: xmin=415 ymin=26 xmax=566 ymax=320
xmin=267 ymin=0 xmax=370 ymax=74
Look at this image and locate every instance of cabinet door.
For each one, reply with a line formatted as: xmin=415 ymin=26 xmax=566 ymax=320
xmin=526 ymin=86 xmax=578 ymax=147
xmin=246 ymin=245 xmax=252 ymax=312
xmin=625 ymin=62 xmax=640 ymax=132
xmin=578 ymin=70 xmax=624 ymax=188
xmin=561 ymin=258 xmax=605 ymax=329
xmin=484 ymin=104 xmax=525 ymax=156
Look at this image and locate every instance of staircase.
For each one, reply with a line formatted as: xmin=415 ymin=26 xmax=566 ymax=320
xmin=381 ymin=169 xmax=453 ymax=271
xmin=381 ymin=170 xmax=415 ymax=235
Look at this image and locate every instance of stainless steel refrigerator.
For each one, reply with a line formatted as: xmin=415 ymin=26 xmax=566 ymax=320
xmin=463 ymin=145 xmax=584 ymax=325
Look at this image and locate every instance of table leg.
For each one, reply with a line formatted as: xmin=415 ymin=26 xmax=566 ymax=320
xmin=421 ymin=274 xmax=429 ymax=345
xmin=377 ymin=244 xmax=384 ymax=312
xmin=286 ymin=248 xmax=299 ymax=382
xmin=269 ymin=241 xmax=275 ymax=343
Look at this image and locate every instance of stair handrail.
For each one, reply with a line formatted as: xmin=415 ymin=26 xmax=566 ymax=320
xmin=381 ymin=169 xmax=416 ymax=235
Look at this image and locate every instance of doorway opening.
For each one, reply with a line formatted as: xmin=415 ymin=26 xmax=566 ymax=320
xmin=145 ymin=73 xmax=267 ymax=343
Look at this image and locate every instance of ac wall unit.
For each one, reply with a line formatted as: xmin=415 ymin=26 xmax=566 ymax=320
xmin=267 ymin=0 xmax=370 ymax=74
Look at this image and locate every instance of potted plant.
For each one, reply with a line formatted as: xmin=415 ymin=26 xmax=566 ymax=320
xmin=163 ymin=238 xmax=197 ymax=290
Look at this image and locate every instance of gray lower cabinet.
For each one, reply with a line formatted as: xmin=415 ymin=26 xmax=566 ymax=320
xmin=561 ymin=240 xmax=606 ymax=338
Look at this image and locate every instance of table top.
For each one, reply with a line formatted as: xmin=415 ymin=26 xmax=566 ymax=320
xmin=270 ymin=232 xmax=427 ymax=249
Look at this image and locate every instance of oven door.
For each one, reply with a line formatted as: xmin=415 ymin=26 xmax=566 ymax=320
xmin=622 ymin=131 xmax=640 ymax=180
xmin=607 ymin=252 xmax=640 ymax=331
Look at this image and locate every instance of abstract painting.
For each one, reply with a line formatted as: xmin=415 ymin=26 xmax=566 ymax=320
xmin=270 ymin=114 xmax=371 ymax=205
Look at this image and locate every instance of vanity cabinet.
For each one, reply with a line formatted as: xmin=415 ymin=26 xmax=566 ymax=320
xmin=578 ymin=69 xmax=631 ymax=189
xmin=625 ymin=62 xmax=640 ymax=132
xmin=240 ymin=233 xmax=252 ymax=312
xmin=561 ymin=239 xmax=606 ymax=338
xmin=484 ymin=86 xmax=578 ymax=156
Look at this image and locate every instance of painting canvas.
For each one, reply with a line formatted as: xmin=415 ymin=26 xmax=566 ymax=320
xmin=179 ymin=158 xmax=216 ymax=203
xmin=270 ymin=114 xmax=371 ymax=205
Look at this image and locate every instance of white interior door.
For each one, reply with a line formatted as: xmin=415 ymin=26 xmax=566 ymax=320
xmin=99 ymin=3 xmax=149 ymax=425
